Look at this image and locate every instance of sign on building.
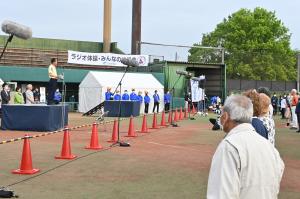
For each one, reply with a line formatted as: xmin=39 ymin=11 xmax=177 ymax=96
xmin=67 ymin=50 xmax=149 ymax=67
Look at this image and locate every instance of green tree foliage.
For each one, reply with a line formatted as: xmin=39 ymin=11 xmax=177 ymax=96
xmin=188 ymin=7 xmax=297 ymax=80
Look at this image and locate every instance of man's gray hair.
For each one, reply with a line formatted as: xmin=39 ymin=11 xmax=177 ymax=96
xmin=223 ymin=95 xmax=253 ymax=123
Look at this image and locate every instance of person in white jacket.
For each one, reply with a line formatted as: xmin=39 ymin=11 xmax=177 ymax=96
xmin=207 ymin=95 xmax=284 ymax=199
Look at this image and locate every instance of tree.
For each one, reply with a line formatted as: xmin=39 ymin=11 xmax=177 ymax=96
xmin=188 ymin=7 xmax=297 ymax=81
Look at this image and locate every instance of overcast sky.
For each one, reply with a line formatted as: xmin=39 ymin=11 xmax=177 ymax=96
xmin=0 ymin=0 xmax=299 ymax=60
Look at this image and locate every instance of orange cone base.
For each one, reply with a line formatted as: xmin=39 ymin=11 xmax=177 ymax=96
xmin=12 ymin=168 xmax=40 ymax=175
xmin=125 ymin=134 xmax=138 ymax=137
xmin=85 ymin=146 xmax=103 ymax=150
xmin=149 ymin=127 xmax=160 ymax=129
xmin=55 ymin=155 xmax=77 ymax=160
xmin=138 ymin=130 xmax=149 ymax=133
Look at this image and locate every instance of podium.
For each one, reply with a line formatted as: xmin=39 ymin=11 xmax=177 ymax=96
xmin=1 ymin=104 xmax=68 ymax=131
xmin=104 ymin=101 xmax=140 ymax=117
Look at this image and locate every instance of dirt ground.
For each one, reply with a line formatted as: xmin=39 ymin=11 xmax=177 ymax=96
xmin=0 ymin=113 xmax=299 ymax=199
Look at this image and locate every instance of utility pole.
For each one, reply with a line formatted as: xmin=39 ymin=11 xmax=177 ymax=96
xmin=103 ymin=0 xmax=112 ymax=53
xmin=131 ymin=0 xmax=142 ymax=55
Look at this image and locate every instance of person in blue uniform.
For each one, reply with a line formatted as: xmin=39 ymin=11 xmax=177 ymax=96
xmin=114 ymin=90 xmax=121 ymax=100
xmin=164 ymin=91 xmax=172 ymax=112
xmin=122 ymin=90 xmax=130 ymax=100
xmin=144 ymin=91 xmax=150 ymax=114
xmin=137 ymin=91 xmax=143 ymax=104
xmin=105 ymin=87 xmax=113 ymax=101
xmin=130 ymin=89 xmax=138 ymax=101
xmin=153 ymin=90 xmax=160 ymax=113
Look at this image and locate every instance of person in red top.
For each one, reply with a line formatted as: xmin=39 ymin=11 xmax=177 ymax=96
xmin=290 ymin=89 xmax=298 ymax=129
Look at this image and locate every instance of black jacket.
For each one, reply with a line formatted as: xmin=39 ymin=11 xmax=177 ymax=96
xmin=1 ymin=90 xmax=10 ymax=104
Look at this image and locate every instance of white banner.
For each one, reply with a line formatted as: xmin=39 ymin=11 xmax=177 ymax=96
xmin=190 ymin=79 xmax=205 ymax=102
xmin=68 ymin=50 xmax=149 ymax=67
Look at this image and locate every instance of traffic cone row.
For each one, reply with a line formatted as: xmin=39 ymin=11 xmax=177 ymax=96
xmin=12 ymin=109 xmax=188 ymax=175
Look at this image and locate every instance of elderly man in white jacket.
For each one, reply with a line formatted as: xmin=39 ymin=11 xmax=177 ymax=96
xmin=207 ymin=95 xmax=284 ymax=199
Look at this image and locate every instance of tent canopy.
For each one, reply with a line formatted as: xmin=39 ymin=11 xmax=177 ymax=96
xmin=79 ymin=71 xmax=164 ymax=113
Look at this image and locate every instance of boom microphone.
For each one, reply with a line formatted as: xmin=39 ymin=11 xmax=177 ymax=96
xmin=191 ymin=75 xmax=206 ymax=82
xmin=1 ymin=20 xmax=32 ymax=40
xmin=120 ymin=57 xmax=139 ymax=67
xmin=176 ymin=70 xmax=192 ymax=78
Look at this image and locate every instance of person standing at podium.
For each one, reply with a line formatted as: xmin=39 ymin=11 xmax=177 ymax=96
xmin=122 ymin=90 xmax=130 ymax=100
xmin=48 ymin=58 xmax=58 ymax=105
xmin=144 ymin=91 xmax=150 ymax=114
xmin=105 ymin=87 xmax=113 ymax=100
xmin=114 ymin=90 xmax=121 ymax=100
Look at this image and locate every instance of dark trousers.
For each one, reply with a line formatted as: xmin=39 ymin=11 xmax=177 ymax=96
xmin=273 ymin=105 xmax=277 ymax=115
xmin=144 ymin=103 xmax=149 ymax=114
xmin=281 ymin=108 xmax=286 ymax=119
xmin=165 ymin=103 xmax=170 ymax=112
xmin=297 ymin=112 xmax=300 ymax=130
xmin=47 ymin=78 xmax=57 ymax=105
xmin=153 ymin=102 xmax=159 ymax=113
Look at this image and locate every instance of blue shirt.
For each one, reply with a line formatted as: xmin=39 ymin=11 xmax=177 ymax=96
xmin=164 ymin=93 xmax=171 ymax=103
xmin=105 ymin=91 xmax=113 ymax=100
xmin=137 ymin=95 xmax=143 ymax=103
xmin=54 ymin=92 xmax=62 ymax=101
xmin=122 ymin=93 xmax=129 ymax=100
xmin=153 ymin=94 xmax=160 ymax=102
xmin=130 ymin=92 xmax=138 ymax=101
xmin=144 ymin=95 xmax=150 ymax=104
xmin=114 ymin=94 xmax=121 ymax=101
xmin=252 ymin=118 xmax=268 ymax=140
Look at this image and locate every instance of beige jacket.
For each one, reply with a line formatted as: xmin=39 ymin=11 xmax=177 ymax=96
xmin=207 ymin=123 xmax=284 ymax=199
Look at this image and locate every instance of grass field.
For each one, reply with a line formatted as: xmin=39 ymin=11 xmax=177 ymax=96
xmin=0 ymin=113 xmax=299 ymax=199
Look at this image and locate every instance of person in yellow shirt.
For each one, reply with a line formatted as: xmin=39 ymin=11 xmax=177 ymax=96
xmin=48 ymin=58 xmax=58 ymax=105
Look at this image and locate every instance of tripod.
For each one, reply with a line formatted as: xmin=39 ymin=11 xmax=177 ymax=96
xmin=110 ymin=65 xmax=131 ymax=147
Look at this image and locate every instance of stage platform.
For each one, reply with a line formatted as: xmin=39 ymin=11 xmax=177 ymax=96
xmin=1 ymin=104 xmax=68 ymax=131
xmin=104 ymin=101 xmax=140 ymax=117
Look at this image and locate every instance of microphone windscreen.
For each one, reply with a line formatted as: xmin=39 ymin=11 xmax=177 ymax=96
xmin=120 ymin=57 xmax=139 ymax=67
xmin=1 ymin=20 xmax=32 ymax=40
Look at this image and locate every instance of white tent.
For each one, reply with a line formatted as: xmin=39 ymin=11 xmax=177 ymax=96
xmin=79 ymin=71 xmax=164 ymax=113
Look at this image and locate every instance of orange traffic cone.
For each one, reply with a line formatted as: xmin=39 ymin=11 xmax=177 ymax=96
xmin=184 ymin=108 xmax=188 ymax=119
xmin=125 ymin=116 xmax=137 ymax=137
xmin=168 ymin=111 xmax=173 ymax=124
xmin=151 ymin=113 xmax=159 ymax=129
xmin=160 ymin=111 xmax=167 ymax=127
xmin=179 ymin=107 xmax=183 ymax=120
xmin=55 ymin=127 xmax=77 ymax=159
xmin=12 ymin=134 xmax=40 ymax=175
xmin=108 ymin=119 xmax=118 ymax=143
xmin=85 ymin=123 xmax=103 ymax=150
xmin=174 ymin=108 xmax=179 ymax=122
xmin=140 ymin=115 xmax=148 ymax=133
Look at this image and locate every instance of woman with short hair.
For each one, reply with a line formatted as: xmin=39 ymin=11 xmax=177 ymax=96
xmin=14 ymin=87 xmax=24 ymax=104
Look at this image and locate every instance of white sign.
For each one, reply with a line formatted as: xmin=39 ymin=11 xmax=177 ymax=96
xmin=67 ymin=50 xmax=149 ymax=67
xmin=190 ymin=80 xmax=205 ymax=102
xmin=40 ymin=87 xmax=46 ymax=103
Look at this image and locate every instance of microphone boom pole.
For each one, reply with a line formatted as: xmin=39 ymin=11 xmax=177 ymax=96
xmin=0 ymin=34 xmax=14 ymax=61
